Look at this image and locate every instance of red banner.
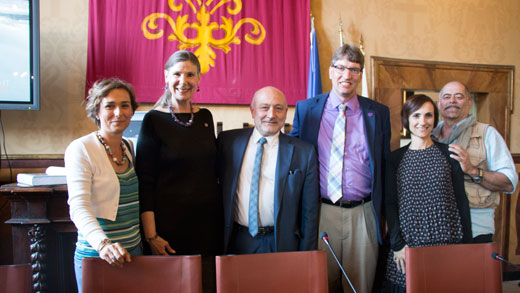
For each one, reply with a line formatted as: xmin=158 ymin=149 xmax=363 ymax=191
xmin=87 ymin=0 xmax=310 ymax=105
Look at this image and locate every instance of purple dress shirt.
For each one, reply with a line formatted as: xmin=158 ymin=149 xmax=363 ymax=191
xmin=318 ymin=92 xmax=371 ymax=201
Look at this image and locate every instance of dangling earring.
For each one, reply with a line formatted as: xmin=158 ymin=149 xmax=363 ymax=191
xmin=197 ymin=87 xmax=200 ymax=92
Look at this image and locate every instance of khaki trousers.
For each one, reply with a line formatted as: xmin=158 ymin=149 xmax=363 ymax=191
xmin=318 ymin=201 xmax=378 ymax=293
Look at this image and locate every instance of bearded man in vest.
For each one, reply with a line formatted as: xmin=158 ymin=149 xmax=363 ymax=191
xmin=432 ymin=81 xmax=518 ymax=243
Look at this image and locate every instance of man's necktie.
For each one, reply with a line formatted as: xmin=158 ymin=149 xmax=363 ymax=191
xmin=249 ymin=137 xmax=267 ymax=237
xmin=328 ymin=104 xmax=346 ymax=203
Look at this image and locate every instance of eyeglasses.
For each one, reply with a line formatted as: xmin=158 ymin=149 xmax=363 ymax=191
xmin=331 ymin=65 xmax=362 ymax=76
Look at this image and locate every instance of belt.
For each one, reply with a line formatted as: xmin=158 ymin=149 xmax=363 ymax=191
xmin=235 ymin=222 xmax=274 ymax=236
xmin=321 ymin=196 xmax=371 ymax=209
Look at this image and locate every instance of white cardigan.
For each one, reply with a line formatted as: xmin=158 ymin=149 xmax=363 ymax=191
xmin=65 ymin=132 xmax=134 ymax=251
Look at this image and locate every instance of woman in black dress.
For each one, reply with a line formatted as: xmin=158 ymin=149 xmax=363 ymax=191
xmin=384 ymin=94 xmax=472 ymax=292
xmin=136 ymin=50 xmax=221 ymax=291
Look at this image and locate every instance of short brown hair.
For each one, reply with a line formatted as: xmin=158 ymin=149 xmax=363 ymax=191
xmin=330 ymin=44 xmax=364 ymax=70
xmin=401 ymin=94 xmax=439 ymax=133
xmin=85 ymin=78 xmax=138 ymax=127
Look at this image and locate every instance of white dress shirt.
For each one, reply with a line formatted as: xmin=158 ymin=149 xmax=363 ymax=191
xmin=235 ymin=128 xmax=279 ymax=227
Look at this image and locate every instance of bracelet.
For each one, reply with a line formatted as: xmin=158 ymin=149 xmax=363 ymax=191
xmin=146 ymin=233 xmax=159 ymax=242
xmin=97 ymin=238 xmax=112 ymax=252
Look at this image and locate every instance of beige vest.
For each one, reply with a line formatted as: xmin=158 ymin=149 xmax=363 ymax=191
xmin=458 ymin=122 xmax=500 ymax=209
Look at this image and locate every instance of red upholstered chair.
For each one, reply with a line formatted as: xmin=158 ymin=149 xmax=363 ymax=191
xmin=216 ymin=250 xmax=328 ymax=293
xmin=82 ymin=255 xmax=202 ymax=293
xmin=405 ymin=242 xmax=502 ymax=293
xmin=0 ymin=264 xmax=31 ymax=293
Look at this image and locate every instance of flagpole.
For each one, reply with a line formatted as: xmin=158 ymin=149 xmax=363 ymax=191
xmin=307 ymin=15 xmax=322 ymax=99
xmin=360 ymin=34 xmax=369 ymax=97
xmin=359 ymin=34 xmax=365 ymax=55
xmin=338 ymin=17 xmax=344 ymax=47
xmin=310 ymin=15 xmax=315 ymax=51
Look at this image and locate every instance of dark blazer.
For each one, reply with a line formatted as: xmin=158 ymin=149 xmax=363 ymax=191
xmin=289 ymin=93 xmax=391 ymax=244
xmin=384 ymin=141 xmax=473 ymax=251
xmin=217 ymin=128 xmax=320 ymax=253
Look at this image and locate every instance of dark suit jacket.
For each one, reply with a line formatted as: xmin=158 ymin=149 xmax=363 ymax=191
xmin=217 ymin=128 xmax=320 ymax=253
xmin=289 ymin=93 xmax=391 ymax=244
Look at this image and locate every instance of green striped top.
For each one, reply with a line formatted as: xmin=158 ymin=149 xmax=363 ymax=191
xmin=74 ymin=163 xmax=141 ymax=261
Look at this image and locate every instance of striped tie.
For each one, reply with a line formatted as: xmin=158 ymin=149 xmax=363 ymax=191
xmin=328 ymin=104 xmax=346 ymax=203
xmin=249 ymin=137 xmax=267 ymax=237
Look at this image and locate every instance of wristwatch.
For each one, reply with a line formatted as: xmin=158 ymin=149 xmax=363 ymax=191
xmin=472 ymin=168 xmax=483 ymax=183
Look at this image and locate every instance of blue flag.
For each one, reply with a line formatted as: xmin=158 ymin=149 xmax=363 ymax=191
xmin=307 ymin=17 xmax=322 ymax=99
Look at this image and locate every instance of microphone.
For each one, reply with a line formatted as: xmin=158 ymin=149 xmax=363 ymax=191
xmin=491 ymin=252 xmax=520 ymax=269
xmin=320 ymin=232 xmax=357 ymax=293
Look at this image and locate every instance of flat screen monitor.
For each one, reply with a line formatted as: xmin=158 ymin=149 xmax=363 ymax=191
xmin=123 ymin=111 xmax=148 ymax=155
xmin=0 ymin=0 xmax=40 ymax=110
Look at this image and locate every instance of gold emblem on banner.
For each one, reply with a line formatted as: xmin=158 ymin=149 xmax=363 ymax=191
xmin=142 ymin=0 xmax=266 ymax=74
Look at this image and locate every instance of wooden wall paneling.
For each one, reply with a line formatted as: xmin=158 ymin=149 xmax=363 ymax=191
xmin=371 ymin=57 xmax=513 ymax=150
xmin=505 ymin=157 xmax=520 ymax=271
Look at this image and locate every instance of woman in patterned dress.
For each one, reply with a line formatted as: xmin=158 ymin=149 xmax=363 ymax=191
xmin=384 ymin=94 xmax=472 ymax=292
xmin=65 ymin=78 xmax=141 ymax=292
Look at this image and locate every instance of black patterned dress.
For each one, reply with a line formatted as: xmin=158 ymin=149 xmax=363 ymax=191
xmin=385 ymin=144 xmax=464 ymax=290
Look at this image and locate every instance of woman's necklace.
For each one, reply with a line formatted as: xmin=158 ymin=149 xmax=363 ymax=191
xmin=96 ymin=132 xmax=127 ymax=166
xmin=169 ymin=103 xmax=194 ymax=127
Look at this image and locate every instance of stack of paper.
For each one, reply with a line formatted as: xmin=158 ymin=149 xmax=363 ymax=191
xmin=17 ymin=166 xmax=67 ymax=186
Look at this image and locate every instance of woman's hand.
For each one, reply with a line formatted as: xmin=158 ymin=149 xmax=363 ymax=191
xmin=148 ymin=235 xmax=176 ymax=255
xmin=99 ymin=242 xmax=131 ymax=267
xmin=141 ymin=212 xmax=175 ymax=255
xmin=393 ymin=245 xmax=408 ymax=274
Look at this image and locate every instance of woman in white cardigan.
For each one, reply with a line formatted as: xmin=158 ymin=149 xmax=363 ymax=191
xmin=65 ymin=78 xmax=141 ymax=291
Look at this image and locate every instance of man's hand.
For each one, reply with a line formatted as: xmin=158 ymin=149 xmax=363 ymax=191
xmin=449 ymin=143 xmax=514 ymax=192
xmin=448 ymin=143 xmax=478 ymax=176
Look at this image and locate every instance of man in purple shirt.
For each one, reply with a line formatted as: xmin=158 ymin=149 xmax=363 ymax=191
xmin=290 ymin=44 xmax=391 ymax=293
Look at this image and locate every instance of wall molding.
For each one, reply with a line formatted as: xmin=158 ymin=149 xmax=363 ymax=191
xmin=0 ymin=158 xmax=64 ymax=169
